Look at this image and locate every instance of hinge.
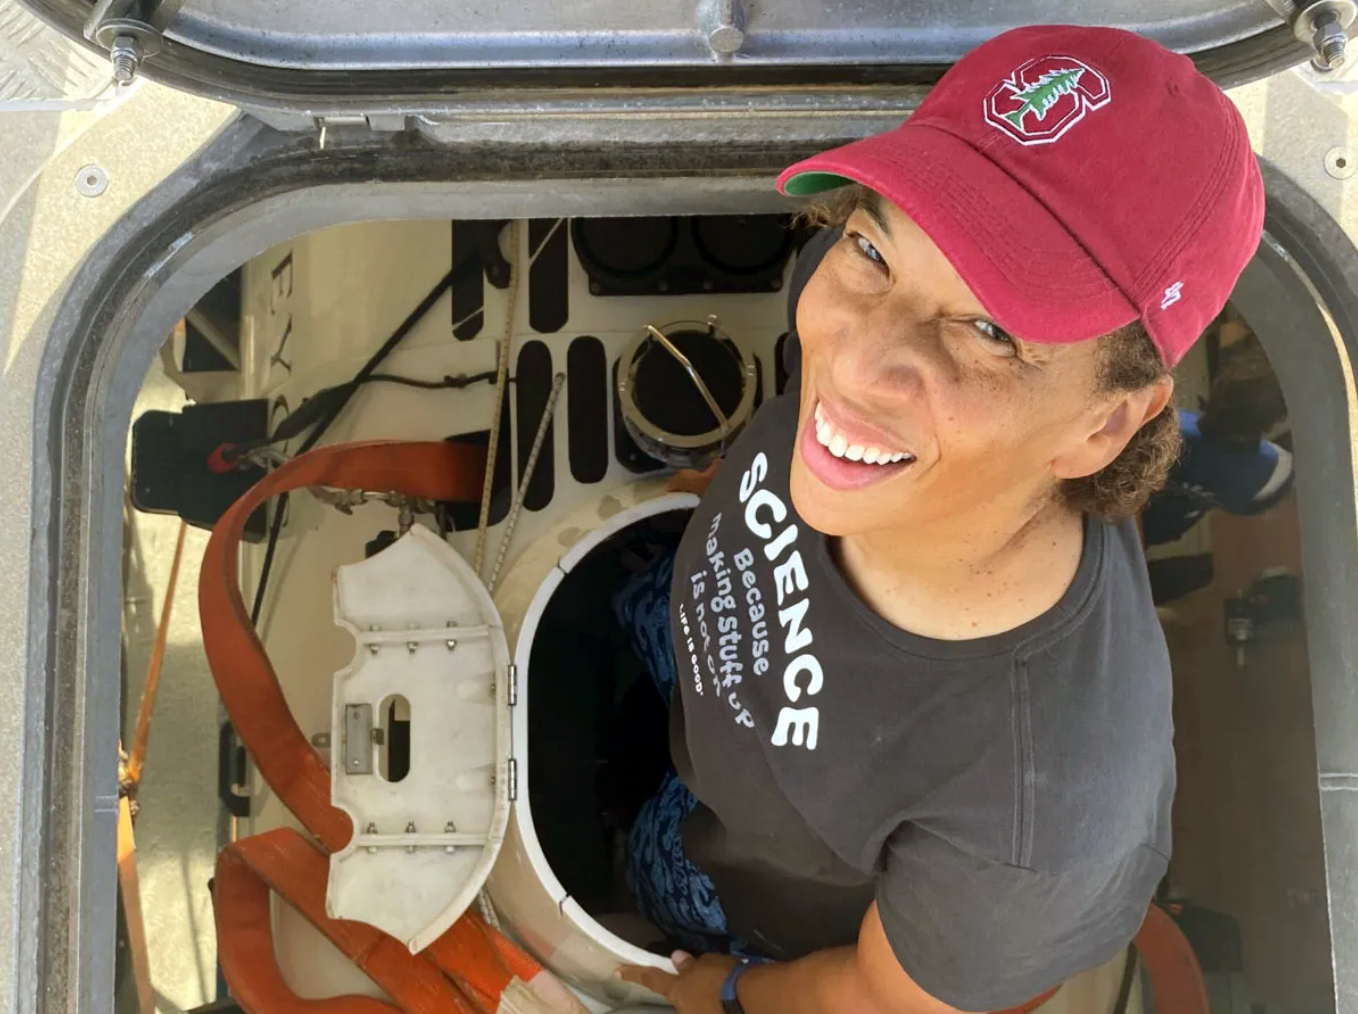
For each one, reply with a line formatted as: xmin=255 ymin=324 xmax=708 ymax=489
xmin=507 ymin=757 xmax=519 ymax=802
xmin=315 ymin=114 xmax=410 ymax=146
xmin=507 ymin=663 xmax=518 ymax=707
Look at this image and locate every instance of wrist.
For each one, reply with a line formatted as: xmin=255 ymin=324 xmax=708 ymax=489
xmin=720 ymin=958 xmax=769 ymax=1014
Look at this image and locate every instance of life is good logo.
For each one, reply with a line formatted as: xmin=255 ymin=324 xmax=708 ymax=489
xmin=984 ymin=56 xmax=1111 ymax=146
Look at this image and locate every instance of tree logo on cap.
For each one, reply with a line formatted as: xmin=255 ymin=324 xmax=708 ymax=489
xmin=985 ymin=56 xmax=1111 ymax=146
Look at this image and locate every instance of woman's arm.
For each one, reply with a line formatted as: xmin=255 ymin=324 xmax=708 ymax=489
xmin=618 ymin=904 xmax=966 ymax=1014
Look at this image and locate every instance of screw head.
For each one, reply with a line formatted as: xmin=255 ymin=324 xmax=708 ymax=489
xmin=75 ymin=165 xmax=108 ymax=198
xmin=707 ymin=24 xmax=745 ymax=56
xmin=1325 ymin=146 xmax=1356 ymax=179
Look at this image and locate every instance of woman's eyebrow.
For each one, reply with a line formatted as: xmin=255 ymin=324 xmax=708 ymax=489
xmin=856 ymin=191 xmax=893 ymax=238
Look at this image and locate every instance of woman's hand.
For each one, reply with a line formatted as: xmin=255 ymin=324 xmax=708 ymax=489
xmin=617 ymin=950 xmax=737 ymax=1014
xmin=667 ymin=458 xmax=723 ymax=496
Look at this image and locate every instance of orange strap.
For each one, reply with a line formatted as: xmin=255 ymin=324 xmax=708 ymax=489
xmin=993 ymin=904 xmax=1209 ymax=1013
xmin=215 ymin=829 xmax=480 ymax=1014
xmin=1132 ymin=904 xmax=1213 ymax=1013
xmin=202 ymin=441 xmax=1208 ymax=1014
xmin=200 ymin=441 xmax=487 ymax=853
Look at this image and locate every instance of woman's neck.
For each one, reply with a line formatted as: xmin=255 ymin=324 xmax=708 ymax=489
xmin=833 ymin=497 xmax=1087 ymax=641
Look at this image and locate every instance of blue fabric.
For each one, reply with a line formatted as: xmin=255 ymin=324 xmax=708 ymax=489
xmin=1142 ymin=409 xmax=1294 ymax=546
xmin=612 ymin=554 xmax=741 ymax=955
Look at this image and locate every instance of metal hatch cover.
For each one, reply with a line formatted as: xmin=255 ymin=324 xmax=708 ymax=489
xmin=327 ymin=524 xmax=513 ymax=954
xmin=111 ymin=0 xmax=1289 ymax=70
xmin=15 ymin=0 xmax=1310 ymax=111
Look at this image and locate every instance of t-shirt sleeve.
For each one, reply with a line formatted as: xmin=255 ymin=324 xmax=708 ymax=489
xmin=875 ymin=824 xmax=1167 ymax=1012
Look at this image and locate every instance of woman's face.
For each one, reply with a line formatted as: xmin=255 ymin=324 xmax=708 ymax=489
xmin=790 ymin=191 xmax=1157 ymax=538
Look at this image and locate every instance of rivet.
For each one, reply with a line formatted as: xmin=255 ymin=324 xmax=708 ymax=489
xmin=365 ymin=822 xmax=378 ymax=854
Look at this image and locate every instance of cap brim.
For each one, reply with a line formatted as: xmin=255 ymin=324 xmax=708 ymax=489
xmin=777 ymin=124 xmax=1138 ymax=345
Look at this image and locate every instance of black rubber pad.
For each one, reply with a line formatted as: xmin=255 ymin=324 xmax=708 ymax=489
xmin=567 ymin=336 xmax=609 ymax=484
xmin=529 ymin=219 xmax=570 ymax=334
xmin=516 ymin=340 xmax=556 ymax=511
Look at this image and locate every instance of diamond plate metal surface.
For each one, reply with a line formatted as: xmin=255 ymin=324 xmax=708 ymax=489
xmin=0 ymin=0 xmax=109 ymax=105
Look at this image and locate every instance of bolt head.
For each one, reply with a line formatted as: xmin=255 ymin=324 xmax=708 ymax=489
xmin=708 ymin=24 xmax=745 ymax=55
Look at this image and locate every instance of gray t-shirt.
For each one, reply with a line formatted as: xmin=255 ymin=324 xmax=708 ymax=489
xmin=667 ymin=390 xmax=1174 ymax=1011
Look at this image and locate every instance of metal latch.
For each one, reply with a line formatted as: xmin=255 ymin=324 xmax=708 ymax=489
xmin=342 ymin=703 xmax=385 ymax=775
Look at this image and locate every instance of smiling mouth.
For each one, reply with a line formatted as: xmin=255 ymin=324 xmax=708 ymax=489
xmin=801 ymin=400 xmax=916 ymax=492
xmin=813 ymin=402 xmax=916 ymax=465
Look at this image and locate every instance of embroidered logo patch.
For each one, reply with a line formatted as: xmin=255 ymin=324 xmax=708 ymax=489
xmin=984 ymin=56 xmax=1111 ymax=146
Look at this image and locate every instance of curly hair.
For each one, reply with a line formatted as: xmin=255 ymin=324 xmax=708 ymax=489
xmin=797 ymin=187 xmax=1181 ymax=523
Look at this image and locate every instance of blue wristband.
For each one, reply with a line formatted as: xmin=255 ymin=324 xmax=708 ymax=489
xmin=720 ymin=958 xmax=768 ymax=1014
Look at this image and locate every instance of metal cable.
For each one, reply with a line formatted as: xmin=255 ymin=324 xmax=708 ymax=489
xmin=486 ymin=372 xmax=565 ymax=595
xmin=474 ymin=221 xmax=521 ymax=579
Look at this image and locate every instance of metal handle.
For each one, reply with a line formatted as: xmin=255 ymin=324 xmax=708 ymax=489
xmin=644 ymin=324 xmax=731 ymax=433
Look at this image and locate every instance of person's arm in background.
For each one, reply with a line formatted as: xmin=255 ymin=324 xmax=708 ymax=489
xmin=667 ymin=457 xmax=723 ymax=496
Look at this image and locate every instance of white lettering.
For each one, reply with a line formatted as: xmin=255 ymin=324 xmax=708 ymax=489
xmin=744 ymin=489 xmax=787 ymax=539
xmin=773 ymin=551 xmax=809 ymax=606
xmin=772 ymin=707 xmax=820 ymax=750
xmin=782 ymin=654 xmax=824 ymax=703
xmin=739 ymin=453 xmax=769 ymax=503
xmin=778 ymin=598 xmax=814 ymax=654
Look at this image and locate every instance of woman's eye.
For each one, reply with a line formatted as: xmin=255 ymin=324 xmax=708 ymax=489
xmin=972 ymin=319 xmax=1019 ymax=357
xmin=848 ymin=231 xmax=885 ymax=267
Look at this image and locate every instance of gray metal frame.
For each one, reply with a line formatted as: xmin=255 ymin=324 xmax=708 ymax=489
xmin=14 ymin=0 xmax=1314 ymax=117
xmin=14 ymin=124 xmax=1358 ymax=1014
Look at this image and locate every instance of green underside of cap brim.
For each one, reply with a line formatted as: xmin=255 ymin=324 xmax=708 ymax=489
xmin=781 ymin=170 xmax=856 ymax=197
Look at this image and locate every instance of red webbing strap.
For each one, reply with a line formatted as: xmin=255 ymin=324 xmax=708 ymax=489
xmin=215 ymin=829 xmax=482 ymax=1014
xmin=200 ymin=441 xmax=486 ymax=852
xmin=995 ymin=904 xmax=1210 ymax=1013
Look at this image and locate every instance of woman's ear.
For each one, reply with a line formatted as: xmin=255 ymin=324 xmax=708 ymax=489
xmin=1052 ymin=377 xmax=1175 ymax=480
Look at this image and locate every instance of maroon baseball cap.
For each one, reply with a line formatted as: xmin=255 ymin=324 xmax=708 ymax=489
xmin=777 ymin=25 xmax=1264 ymax=367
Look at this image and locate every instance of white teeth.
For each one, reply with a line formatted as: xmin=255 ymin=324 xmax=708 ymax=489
xmin=813 ymin=402 xmax=912 ymax=465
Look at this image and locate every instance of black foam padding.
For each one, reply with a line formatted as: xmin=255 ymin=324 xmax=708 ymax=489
xmin=567 ymin=336 xmax=609 ymax=484
xmin=574 ymin=217 xmax=678 ymax=280
xmin=129 ymin=401 xmax=269 ymax=539
xmin=451 ymin=221 xmax=486 ymax=340
xmin=516 ymin=340 xmax=556 ymax=511
xmin=443 ymin=402 xmax=513 ymax=531
xmin=529 ymin=219 xmax=570 ymax=333
xmin=451 ymin=220 xmax=512 ymax=341
xmin=632 ymin=331 xmax=743 ymax=436
xmin=612 ymin=358 xmax=665 ymax=475
xmin=573 ymin=214 xmax=796 ymax=297
xmin=692 ymin=214 xmax=794 ymax=274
